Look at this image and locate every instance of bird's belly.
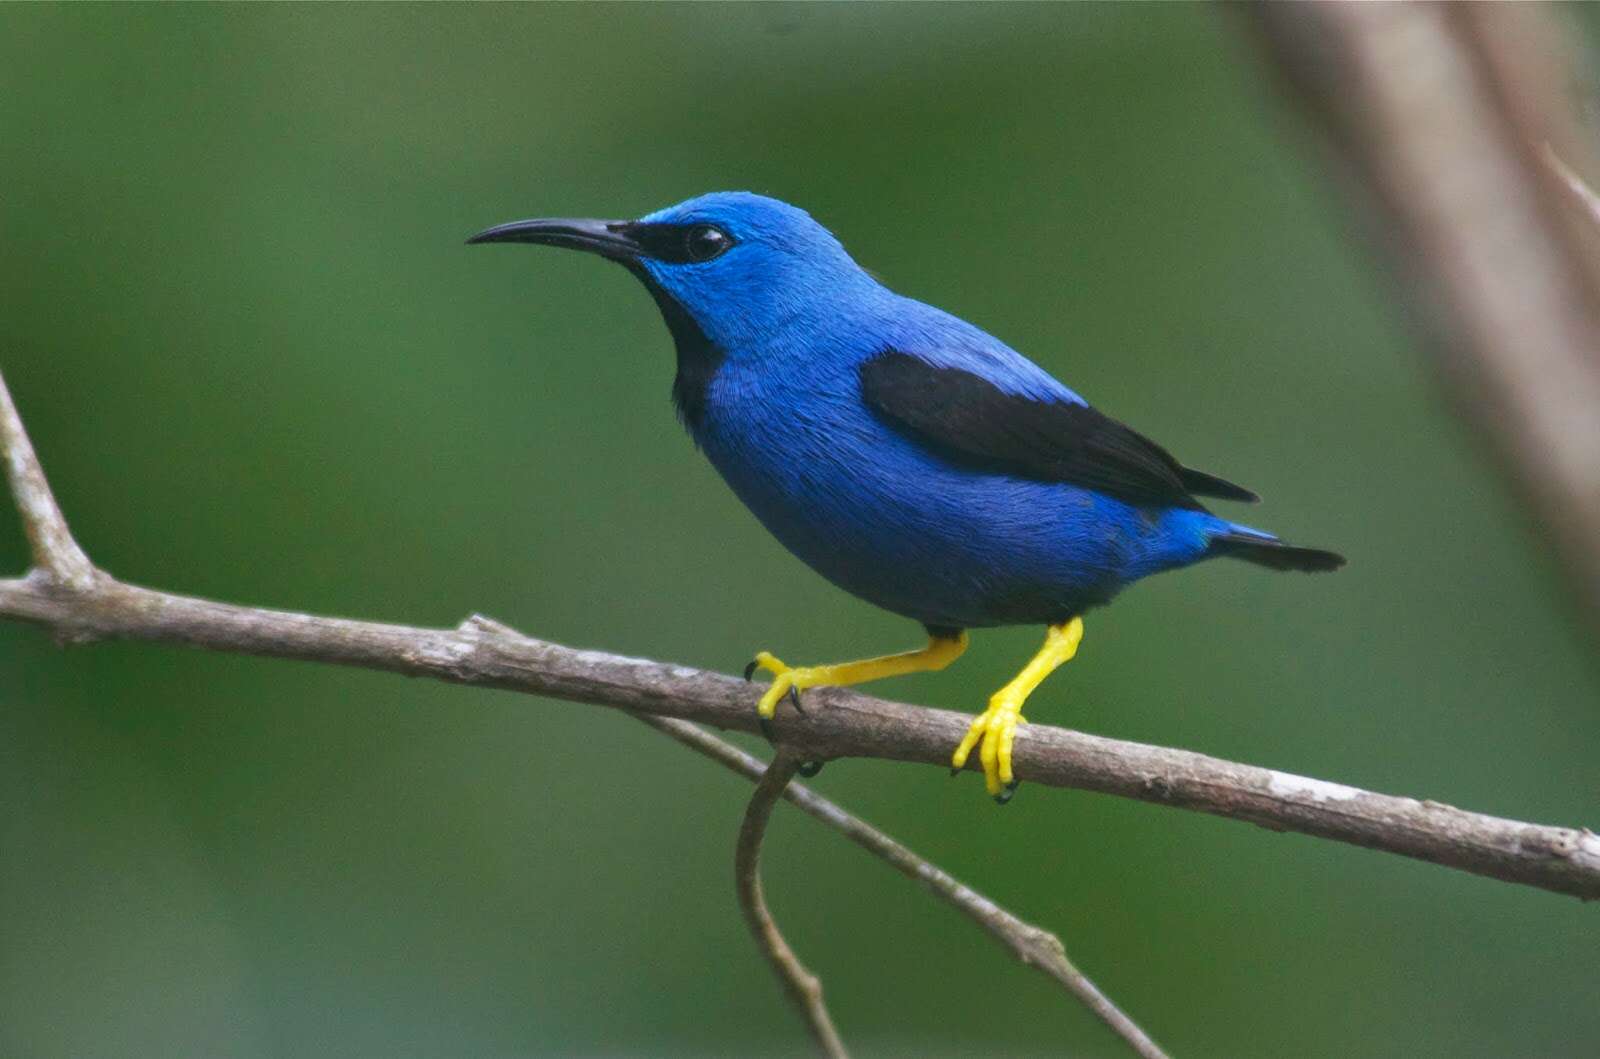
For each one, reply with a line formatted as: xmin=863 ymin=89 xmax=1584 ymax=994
xmin=699 ymin=412 xmax=1150 ymax=628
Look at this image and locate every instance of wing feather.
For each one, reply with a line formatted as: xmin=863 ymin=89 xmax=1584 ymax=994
xmin=859 ymin=351 xmax=1257 ymax=509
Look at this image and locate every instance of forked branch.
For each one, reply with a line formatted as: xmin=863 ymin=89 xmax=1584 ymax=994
xmin=646 ymin=714 xmax=1168 ymax=1057
xmin=0 ymin=367 xmax=1167 ymax=1053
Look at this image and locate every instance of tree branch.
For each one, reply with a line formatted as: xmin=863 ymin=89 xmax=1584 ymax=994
xmin=642 ymin=714 xmax=1169 ymax=1058
xmin=0 ymin=366 xmax=1163 ymax=1056
xmin=0 ymin=371 xmax=94 ymax=590
xmin=469 ymin=616 xmax=1164 ymax=1055
xmin=1 ymin=569 xmax=1594 ymax=900
xmin=734 ymin=751 xmax=849 ymax=1057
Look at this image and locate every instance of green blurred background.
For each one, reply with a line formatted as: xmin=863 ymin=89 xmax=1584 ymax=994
xmin=2 ymin=5 xmax=1597 ymax=1057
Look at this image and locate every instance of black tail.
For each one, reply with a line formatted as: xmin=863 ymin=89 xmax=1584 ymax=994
xmin=1211 ymin=534 xmax=1345 ymax=573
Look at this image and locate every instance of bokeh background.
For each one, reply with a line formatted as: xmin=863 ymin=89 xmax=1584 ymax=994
xmin=3 ymin=5 xmax=1598 ymax=1057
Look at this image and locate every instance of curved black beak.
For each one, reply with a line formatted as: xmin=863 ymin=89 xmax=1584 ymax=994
xmin=466 ymin=217 xmax=639 ymax=260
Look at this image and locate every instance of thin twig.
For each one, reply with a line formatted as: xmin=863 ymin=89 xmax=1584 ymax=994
xmin=734 ymin=751 xmax=848 ymax=1057
xmin=0 ymin=372 xmax=94 ymax=589
xmin=641 ymin=714 xmax=1168 ymax=1058
xmin=0 ymin=364 xmax=1596 ymax=905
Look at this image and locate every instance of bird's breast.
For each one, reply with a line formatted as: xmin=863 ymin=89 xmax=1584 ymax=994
xmin=689 ymin=360 xmax=1144 ymax=627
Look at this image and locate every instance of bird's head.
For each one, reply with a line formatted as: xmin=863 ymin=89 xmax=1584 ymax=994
xmin=468 ymin=191 xmax=875 ymax=352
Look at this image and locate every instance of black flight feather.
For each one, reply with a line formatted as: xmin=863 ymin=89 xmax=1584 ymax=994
xmin=859 ymin=351 xmax=1256 ymax=510
xmin=1209 ymin=534 xmax=1346 ymax=572
xmin=1176 ymin=467 xmax=1259 ymax=504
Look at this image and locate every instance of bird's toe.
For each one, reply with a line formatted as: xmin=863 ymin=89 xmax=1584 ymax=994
xmin=950 ymin=695 xmax=1025 ymax=802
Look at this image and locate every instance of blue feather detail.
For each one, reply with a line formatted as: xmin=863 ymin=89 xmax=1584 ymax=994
xmin=497 ymin=191 xmax=1341 ymax=626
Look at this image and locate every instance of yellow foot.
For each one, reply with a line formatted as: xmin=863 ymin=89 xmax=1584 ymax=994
xmin=950 ymin=695 xmax=1027 ymax=802
xmin=744 ymin=652 xmax=839 ymax=776
xmin=744 ymin=651 xmax=827 ymax=721
xmin=949 ymin=618 xmax=1084 ymax=805
xmin=742 ymin=631 xmax=970 ymax=742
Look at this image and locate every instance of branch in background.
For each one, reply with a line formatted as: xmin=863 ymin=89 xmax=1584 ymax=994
xmin=1243 ymin=2 xmax=1600 ymax=630
xmin=1543 ymin=144 xmax=1600 ymax=230
xmin=643 ymin=714 xmax=1169 ymax=1059
xmin=733 ymin=751 xmax=848 ymax=1058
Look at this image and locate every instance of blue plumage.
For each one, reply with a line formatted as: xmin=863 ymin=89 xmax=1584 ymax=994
xmin=638 ymin=193 xmax=1085 ymax=408
xmin=694 ymin=323 xmax=1215 ymax=629
xmin=471 ymin=190 xmax=1342 ymax=798
xmin=496 ymin=190 xmax=1334 ymax=628
xmin=472 ymin=191 xmax=1340 ymax=628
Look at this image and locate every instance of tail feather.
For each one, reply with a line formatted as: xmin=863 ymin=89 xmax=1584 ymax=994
xmin=1210 ymin=532 xmax=1345 ymax=573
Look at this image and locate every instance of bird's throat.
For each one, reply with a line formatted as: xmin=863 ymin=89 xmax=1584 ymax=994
xmin=625 ymin=265 xmax=726 ymax=434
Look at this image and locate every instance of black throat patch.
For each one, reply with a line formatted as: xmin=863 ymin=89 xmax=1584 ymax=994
xmin=624 ymin=263 xmax=725 ymax=434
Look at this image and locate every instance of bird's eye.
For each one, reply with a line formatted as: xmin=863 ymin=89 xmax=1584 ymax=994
xmin=685 ymin=224 xmax=733 ymax=263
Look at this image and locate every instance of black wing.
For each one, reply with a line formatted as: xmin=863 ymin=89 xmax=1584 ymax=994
xmin=859 ymin=351 xmax=1258 ymax=510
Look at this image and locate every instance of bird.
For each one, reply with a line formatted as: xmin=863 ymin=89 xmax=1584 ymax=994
xmin=469 ymin=192 xmax=1343 ymax=803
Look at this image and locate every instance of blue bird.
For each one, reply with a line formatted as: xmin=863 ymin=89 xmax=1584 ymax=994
xmin=470 ymin=192 xmax=1343 ymax=801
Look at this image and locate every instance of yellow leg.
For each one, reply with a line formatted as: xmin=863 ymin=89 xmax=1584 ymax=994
xmin=747 ymin=630 xmax=969 ymax=721
xmin=951 ymin=618 xmax=1084 ymax=803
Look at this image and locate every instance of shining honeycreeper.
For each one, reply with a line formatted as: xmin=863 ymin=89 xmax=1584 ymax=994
xmin=470 ymin=192 xmax=1343 ymax=802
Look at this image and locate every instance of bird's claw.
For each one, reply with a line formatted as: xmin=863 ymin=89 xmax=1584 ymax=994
xmin=749 ymin=652 xmax=820 ymax=746
xmin=745 ymin=657 xmax=802 ymax=710
xmin=949 ymin=696 xmax=1027 ymax=801
xmin=746 ymin=650 xmax=831 ymax=727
